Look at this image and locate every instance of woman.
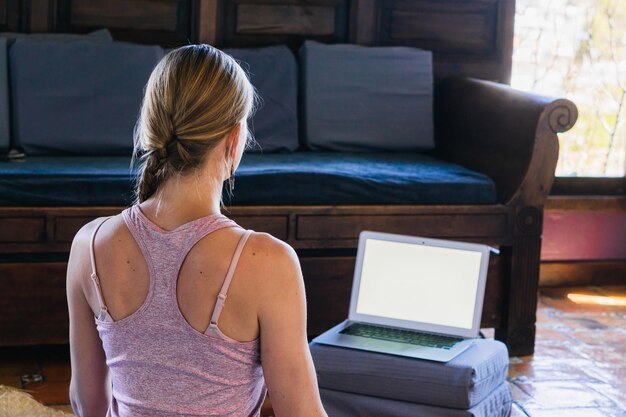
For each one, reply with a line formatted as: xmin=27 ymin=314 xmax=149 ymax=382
xmin=66 ymin=44 xmax=328 ymax=417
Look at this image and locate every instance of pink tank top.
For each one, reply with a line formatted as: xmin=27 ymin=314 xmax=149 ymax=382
xmin=89 ymin=205 xmax=267 ymax=417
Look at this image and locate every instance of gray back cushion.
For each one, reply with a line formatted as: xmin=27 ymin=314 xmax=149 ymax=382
xmin=0 ymin=28 xmax=113 ymax=46
xmin=224 ymin=45 xmax=299 ymax=153
xmin=10 ymin=40 xmax=163 ymax=155
xmin=0 ymin=38 xmax=9 ymax=153
xmin=300 ymin=40 xmax=434 ymax=152
xmin=0 ymin=29 xmax=113 ymax=154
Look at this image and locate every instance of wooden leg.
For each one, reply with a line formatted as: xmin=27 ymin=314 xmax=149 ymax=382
xmin=495 ymin=235 xmax=542 ymax=356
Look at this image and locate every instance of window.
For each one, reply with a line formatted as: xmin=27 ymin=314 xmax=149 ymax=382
xmin=512 ymin=0 xmax=625 ymax=178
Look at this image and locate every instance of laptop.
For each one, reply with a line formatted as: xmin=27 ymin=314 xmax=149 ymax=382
xmin=312 ymin=230 xmax=498 ymax=362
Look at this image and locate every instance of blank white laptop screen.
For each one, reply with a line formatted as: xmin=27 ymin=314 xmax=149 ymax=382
xmin=355 ymin=239 xmax=483 ymax=330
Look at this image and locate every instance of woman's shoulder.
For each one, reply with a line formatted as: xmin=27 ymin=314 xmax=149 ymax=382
xmin=242 ymin=231 xmax=303 ymax=286
xmin=70 ymin=212 xmax=127 ymax=254
xmin=245 ymin=231 xmax=300 ymax=267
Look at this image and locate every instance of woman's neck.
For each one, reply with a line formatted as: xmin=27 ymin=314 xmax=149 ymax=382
xmin=139 ymin=170 xmax=225 ymax=229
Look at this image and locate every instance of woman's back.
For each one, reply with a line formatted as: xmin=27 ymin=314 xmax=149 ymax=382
xmin=67 ymin=44 xmax=327 ymax=417
xmin=87 ymin=205 xmax=266 ymax=416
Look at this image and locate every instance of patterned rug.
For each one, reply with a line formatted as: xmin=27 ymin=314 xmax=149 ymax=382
xmin=0 ymin=385 xmax=73 ymax=417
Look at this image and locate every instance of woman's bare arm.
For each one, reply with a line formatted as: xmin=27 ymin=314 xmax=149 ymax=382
xmin=66 ymin=221 xmax=111 ymax=417
xmin=255 ymin=234 xmax=328 ymax=417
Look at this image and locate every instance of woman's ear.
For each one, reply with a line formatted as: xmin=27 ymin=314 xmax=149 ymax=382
xmin=227 ymin=123 xmax=242 ymax=160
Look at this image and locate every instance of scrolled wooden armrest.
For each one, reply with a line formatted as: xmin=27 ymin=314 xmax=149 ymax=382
xmin=433 ymin=77 xmax=578 ymax=206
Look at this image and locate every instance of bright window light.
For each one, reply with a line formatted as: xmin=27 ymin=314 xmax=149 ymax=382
xmin=512 ymin=0 xmax=626 ymax=177
xmin=567 ymin=293 xmax=626 ymax=306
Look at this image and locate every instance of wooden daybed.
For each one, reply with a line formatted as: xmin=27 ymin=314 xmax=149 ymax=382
xmin=0 ymin=0 xmax=577 ymax=356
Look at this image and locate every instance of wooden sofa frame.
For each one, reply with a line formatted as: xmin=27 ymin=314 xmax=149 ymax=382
xmin=0 ymin=0 xmax=578 ymax=356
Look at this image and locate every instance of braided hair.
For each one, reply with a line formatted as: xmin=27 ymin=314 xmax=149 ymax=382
xmin=132 ymin=44 xmax=258 ymax=206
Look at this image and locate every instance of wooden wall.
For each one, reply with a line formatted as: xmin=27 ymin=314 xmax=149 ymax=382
xmin=1 ymin=0 xmax=516 ymax=83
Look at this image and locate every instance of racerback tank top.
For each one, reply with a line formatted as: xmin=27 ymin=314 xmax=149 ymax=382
xmin=89 ymin=204 xmax=267 ymax=417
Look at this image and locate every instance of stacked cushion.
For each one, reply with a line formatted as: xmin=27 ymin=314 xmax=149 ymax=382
xmin=319 ymin=383 xmax=512 ymax=417
xmin=310 ymin=339 xmax=510 ymax=409
xmin=300 ymin=40 xmax=434 ymax=152
xmin=225 ymin=45 xmax=299 ymax=153
xmin=310 ymin=340 xmax=512 ymax=417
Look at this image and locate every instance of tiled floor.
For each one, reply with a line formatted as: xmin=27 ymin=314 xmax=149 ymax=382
xmin=1 ymin=285 xmax=625 ymax=416
xmin=508 ymin=286 xmax=626 ymax=416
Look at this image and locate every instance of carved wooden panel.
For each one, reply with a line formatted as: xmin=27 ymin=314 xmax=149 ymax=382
xmin=219 ymin=0 xmax=350 ymax=48
xmin=238 ymin=4 xmax=335 ymax=35
xmin=376 ymin=0 xmax=514 ymax=82
xmin=378 ymin=0 xmax=498 ymax=55
xmin=56 ymin=0 xmax=195 ymax=46
xmin=0 ymin=0 xmax=22 ymax=31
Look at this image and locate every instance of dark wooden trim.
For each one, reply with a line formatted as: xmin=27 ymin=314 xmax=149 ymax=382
xmin=545 ymin=196 xmax=626 ymax=211
xmin=496 ymin=0 xmax=514 ymax=84
xmin=197 ymin=0 xmax=218 ymax=44
xmin=495 ymin=235 xmax=541 ymax=356
xmin=550 ymin=177 xmax=626 ymax=196
xmin=350 ymin=0 xmax=377 ymax=45
xmin=25 ymin=0 xmax=56 ymax=32
xmin=2 ymin=0 xmax=21 ymax=31
xmin=540 ymin=260 xmax=626 ymax=287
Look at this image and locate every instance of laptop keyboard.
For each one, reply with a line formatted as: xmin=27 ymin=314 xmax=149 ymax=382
xmin=340 ymin=323 xmax=463 ymax=349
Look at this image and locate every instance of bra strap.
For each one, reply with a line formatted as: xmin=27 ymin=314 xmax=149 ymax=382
xmin=209 ymin=229 xmax=254 ymax=325
xmin=89 ymin=217 xmax=112 ymax=318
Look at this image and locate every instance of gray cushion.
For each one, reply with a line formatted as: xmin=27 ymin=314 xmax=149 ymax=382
xmin=300 ymin=40 xmax=434 ymax=152
xmin=319 ymin=381 xmax=512 ymax=417
xmin=0 ymin=29 xmax=113 ymax=153
xmin=0 ymin=29 xmax=113 ymax=154
xmin=310 ymin=339 xmax=509 ymax=409
xmin=0 ymin=38 xmax=8 ymax=153
xmin=0 ymin=28 xmax=113 ymax=45
xmin=224 ymin=45 xmax=299 ymax=153
xmin=9 ymin=40 xmax=163 ymax=155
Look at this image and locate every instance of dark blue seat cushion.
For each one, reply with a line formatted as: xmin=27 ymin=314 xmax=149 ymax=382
xmin=0 ymin=152 xmax=497 ymax=206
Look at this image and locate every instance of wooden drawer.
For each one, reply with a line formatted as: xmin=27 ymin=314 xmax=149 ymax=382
xmin=55 ymin=216 xmax=93 ymax=243
xmin=0 ymin=217 xmax=46 ymax=243
xmin=296 ymin=214 xmax=508 ymax=240
xmin=229 ymin=215 xmax=289 ymax=240
xmin=53 ymin=214 xmax=290 ymax=244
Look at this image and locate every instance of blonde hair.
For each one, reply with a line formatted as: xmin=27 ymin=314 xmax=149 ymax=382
xmin=132 ymin=44 xmax=258 ymax=208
